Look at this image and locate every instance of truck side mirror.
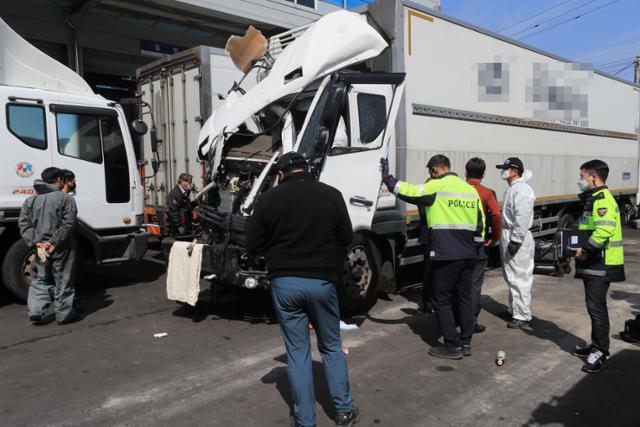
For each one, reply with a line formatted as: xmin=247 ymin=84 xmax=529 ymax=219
xmin=315 ymin=127 xmax=330 ymax=157
xmin=151 ymin=159 xmax=160 ymax=173
xmin=131 ymin=119 xmax=148 ymax=136
xmin=150 ymin=128 xmax=159 ymax=153
xmin=321 ymin=84 xmax=347 ymax=127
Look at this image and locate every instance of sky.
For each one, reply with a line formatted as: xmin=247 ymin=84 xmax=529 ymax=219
xmin=440 ymin=0 xmax=640 ymax=83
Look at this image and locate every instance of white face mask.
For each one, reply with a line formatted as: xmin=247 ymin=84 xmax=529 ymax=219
xmin=501 ymin=170 xmax=510 ymax=180
xmin=577 ymin=179 xmax=590 ymax=192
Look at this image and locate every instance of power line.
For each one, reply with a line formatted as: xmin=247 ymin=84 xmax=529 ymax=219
xmin=518 ymin=0 xmax=621 ymax=41
xmin=497 ymin=0 xmax=574 ymax=33
xmin=613 ymin=61 xmax=635 ymax=75
xmin=508 ymin=0 xmax=599 ymax=38
xmin=596 ymin=56 xmax=636 ymax=68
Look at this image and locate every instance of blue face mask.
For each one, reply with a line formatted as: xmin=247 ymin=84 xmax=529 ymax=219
xmin=577 ymin=179 xmax=590 ymax=192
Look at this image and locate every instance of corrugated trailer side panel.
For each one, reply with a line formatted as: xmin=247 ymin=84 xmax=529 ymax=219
xmin=400 ymin=4 xmax=640 ymax=206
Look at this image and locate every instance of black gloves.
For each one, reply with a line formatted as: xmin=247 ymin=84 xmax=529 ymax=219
xmin=507 ymin=240 xmax=522 ymax=256
xmin=380 ymin=158 xmax=397 ymax=192
xmin=380 ymin=157 xmax=390 ymax=178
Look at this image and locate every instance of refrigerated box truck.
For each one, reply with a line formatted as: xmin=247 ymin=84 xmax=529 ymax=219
xmin=157 ymin=1 xmax=639 ymax=313
xmin=136 ymin=46 xmax=252 ymax=237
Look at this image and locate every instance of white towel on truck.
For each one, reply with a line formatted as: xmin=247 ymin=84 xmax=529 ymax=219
xmin=166 ymin=241 xmax=204 ymax=306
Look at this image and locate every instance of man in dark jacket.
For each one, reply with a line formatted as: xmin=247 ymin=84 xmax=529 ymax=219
xmin=167 ymin=173 xmax=194 ymax=237
xmin=18 ymin=167 xmax=78 ymax=325
xmin=247 ymin=152 xmax=359 ymax=427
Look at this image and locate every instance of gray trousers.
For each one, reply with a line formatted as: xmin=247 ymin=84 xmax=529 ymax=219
xmin=28 ymin=246 xmax=76 ymax=322
xmin=471 ymin=247 xmax=488 ymax=325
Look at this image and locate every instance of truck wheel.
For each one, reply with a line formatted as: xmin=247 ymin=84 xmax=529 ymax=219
xmin=337 ymin=234 xmax=381 ymax=315
xmin=621 ymin=202 xmax=635 ymax=227
xmin=1 ymin=239 xmax=37 ymax=302
xmin=558 ymin=213 xmax=576 ymax=230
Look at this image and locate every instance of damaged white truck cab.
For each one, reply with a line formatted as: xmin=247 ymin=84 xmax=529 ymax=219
xmin=185 ymin=11 xmax=407 ymax=313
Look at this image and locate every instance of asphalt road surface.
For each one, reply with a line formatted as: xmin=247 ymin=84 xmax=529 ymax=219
xmin=1 ymin=234 xmax=640 ymax=427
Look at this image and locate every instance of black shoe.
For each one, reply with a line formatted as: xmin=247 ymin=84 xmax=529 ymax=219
xmin=421 ymin=301 xmax=435 ymax=315
xmin=474 ymin=323 xmax=486 ymax=333
xmin=29 ymin=315 xmax=43 ymax=326
xmin=571 ymin=344 xmax=593 ymax=359
xmin=335 ymin=404 xmax=359 ymax=427
xmin=582 ymin=350 xmax=607 ymax=373
xmin=428 ymin=346 xmax=463 ymax=360
xmin=507 ymin=319 xmax=530 ymax=329
xmin=462 ymin=344 xmax=472 ymax=356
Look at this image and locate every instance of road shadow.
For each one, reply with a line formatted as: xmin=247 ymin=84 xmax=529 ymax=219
xmin=366 ymin=287 xmax=442 ymax=348
xmin=171 ymin=284 xmax=278 ymax=325
xmin=524 ymin=349 xmax=640 ymax=427
xmin=609 ymin=289 xmax=640 ymax=316
xmin=74 ymin=259 xmax=166 ymax=322
xmin=0 ymin=286 xmax=18 ymax=308
xmin=261 ymin=354 xmax=336 ymax=422
xmin=483 ymin=296 xmax=584 ymax=353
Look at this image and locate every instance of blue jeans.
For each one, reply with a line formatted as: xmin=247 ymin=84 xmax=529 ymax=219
xmin=271 ymin=277 xmax=353 ymax=427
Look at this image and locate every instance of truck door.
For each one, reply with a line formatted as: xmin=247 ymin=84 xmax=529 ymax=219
xmin=297 ymin=73 xmax=405 ymax=230
xmin=50 ymin=105 xmax=134 ymax=230
xmin=2 ymin=96 xmax=52 ymax=204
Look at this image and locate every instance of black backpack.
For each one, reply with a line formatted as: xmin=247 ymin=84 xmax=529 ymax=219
xmin=621 ymin=315 xmax=640 ymax=345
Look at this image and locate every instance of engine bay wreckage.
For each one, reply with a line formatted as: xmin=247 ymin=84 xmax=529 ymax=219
xmin=182 ymin=10 xmax=405 ymax=293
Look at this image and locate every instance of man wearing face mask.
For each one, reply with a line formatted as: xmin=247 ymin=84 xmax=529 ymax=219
xmin=167 ymin=173 xmax=195 ymax=238
xmin=570 ymin=160 xmax=624 ymax=373
xmin=496 ymin=157 xmax=536 ymax=329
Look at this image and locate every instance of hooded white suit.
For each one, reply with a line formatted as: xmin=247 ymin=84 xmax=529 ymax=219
xmin=500 ymin=170 xmax=536 ymax=321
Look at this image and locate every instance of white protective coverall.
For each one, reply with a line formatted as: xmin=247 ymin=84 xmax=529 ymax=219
xmin=501 ymin=170 xmax=536 ymax=321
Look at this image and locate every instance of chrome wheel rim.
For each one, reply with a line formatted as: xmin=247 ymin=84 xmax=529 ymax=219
xmin=343 ymin=245 xmax=372 ymax=298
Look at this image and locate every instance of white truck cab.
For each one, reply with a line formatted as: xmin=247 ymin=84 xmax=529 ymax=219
xmin=163 ymin=11 xmax=406 ymax=313
xmin=0 ymin=18 xmax=147 ymax=300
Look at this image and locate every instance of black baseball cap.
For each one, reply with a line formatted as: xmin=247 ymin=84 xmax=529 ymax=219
xmin=276 ymin=151 xmax=308 ymax=173
xmin=496 ymin=157 xmax=524 ymax=173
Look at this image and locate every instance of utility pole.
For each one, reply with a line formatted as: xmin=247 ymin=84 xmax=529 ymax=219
xmin=635 ymin=56 xmax=640 ymax=84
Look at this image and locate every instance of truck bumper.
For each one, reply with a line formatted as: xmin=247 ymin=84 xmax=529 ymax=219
xmin=161 ymin=237 xmax=268 ymax=289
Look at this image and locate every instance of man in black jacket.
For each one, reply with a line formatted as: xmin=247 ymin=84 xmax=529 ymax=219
xmin=247 ymin=152 xmax=359 ymax=427
xmin=167 ymin=173 xmax=194 ymax=237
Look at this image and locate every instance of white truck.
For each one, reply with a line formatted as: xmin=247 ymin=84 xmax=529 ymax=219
xmin=153 ymin=1 xmax=639 ymax=313
xmin=136 ymin=47 xmax=249 ymax=238
xmin=0 ymin=18 xmax=148 ymax=301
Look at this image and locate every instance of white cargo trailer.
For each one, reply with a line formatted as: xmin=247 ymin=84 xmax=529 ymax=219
xmin=368 ymin=0 xmax=639 ymax=228
xmin=136 ymin=46 xmax=248 ymax=237
xmin=161 ymin=2 xmax=639 ymax=313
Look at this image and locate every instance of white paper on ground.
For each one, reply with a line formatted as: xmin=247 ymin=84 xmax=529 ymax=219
xmin=339 ymin=320 xmax=359 ymax=331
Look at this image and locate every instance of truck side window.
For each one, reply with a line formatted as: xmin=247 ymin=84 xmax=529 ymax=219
xmin=7 ymin=104 xmax=47 ymax=149
xmin=357 ymin=93 xmax=386 ymax=145
xmin=56 ymin=113 xmax=103 ymax=164
xmin=101 ymin=116 xmax=130 ymax=203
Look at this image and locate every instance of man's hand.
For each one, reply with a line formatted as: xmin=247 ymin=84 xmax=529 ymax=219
xmin=484 ymin=239 xmax=494 ymax=247
xmin=569 ymin=247 xmax=588 ymax=261
xmin=35 ymin=242 xmax=45 ymax=249
xmin=380 ymin=157 xmax=390 ymax=179
xmin=44 ymin=242 xmax=55 ymax=254
xmin=507 ymin=240 xmax=522 ymax=256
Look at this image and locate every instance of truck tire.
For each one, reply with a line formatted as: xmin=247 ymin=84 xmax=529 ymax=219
xmin=1 ymin=239 xmax=37 ymax=302
xmin=621 ymin=202 xmax=635 ymax=227
xmin=558 ymin=213 xmax=576 ymax=230
xmin=337 ymin=234 xmax=381 ymax=316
